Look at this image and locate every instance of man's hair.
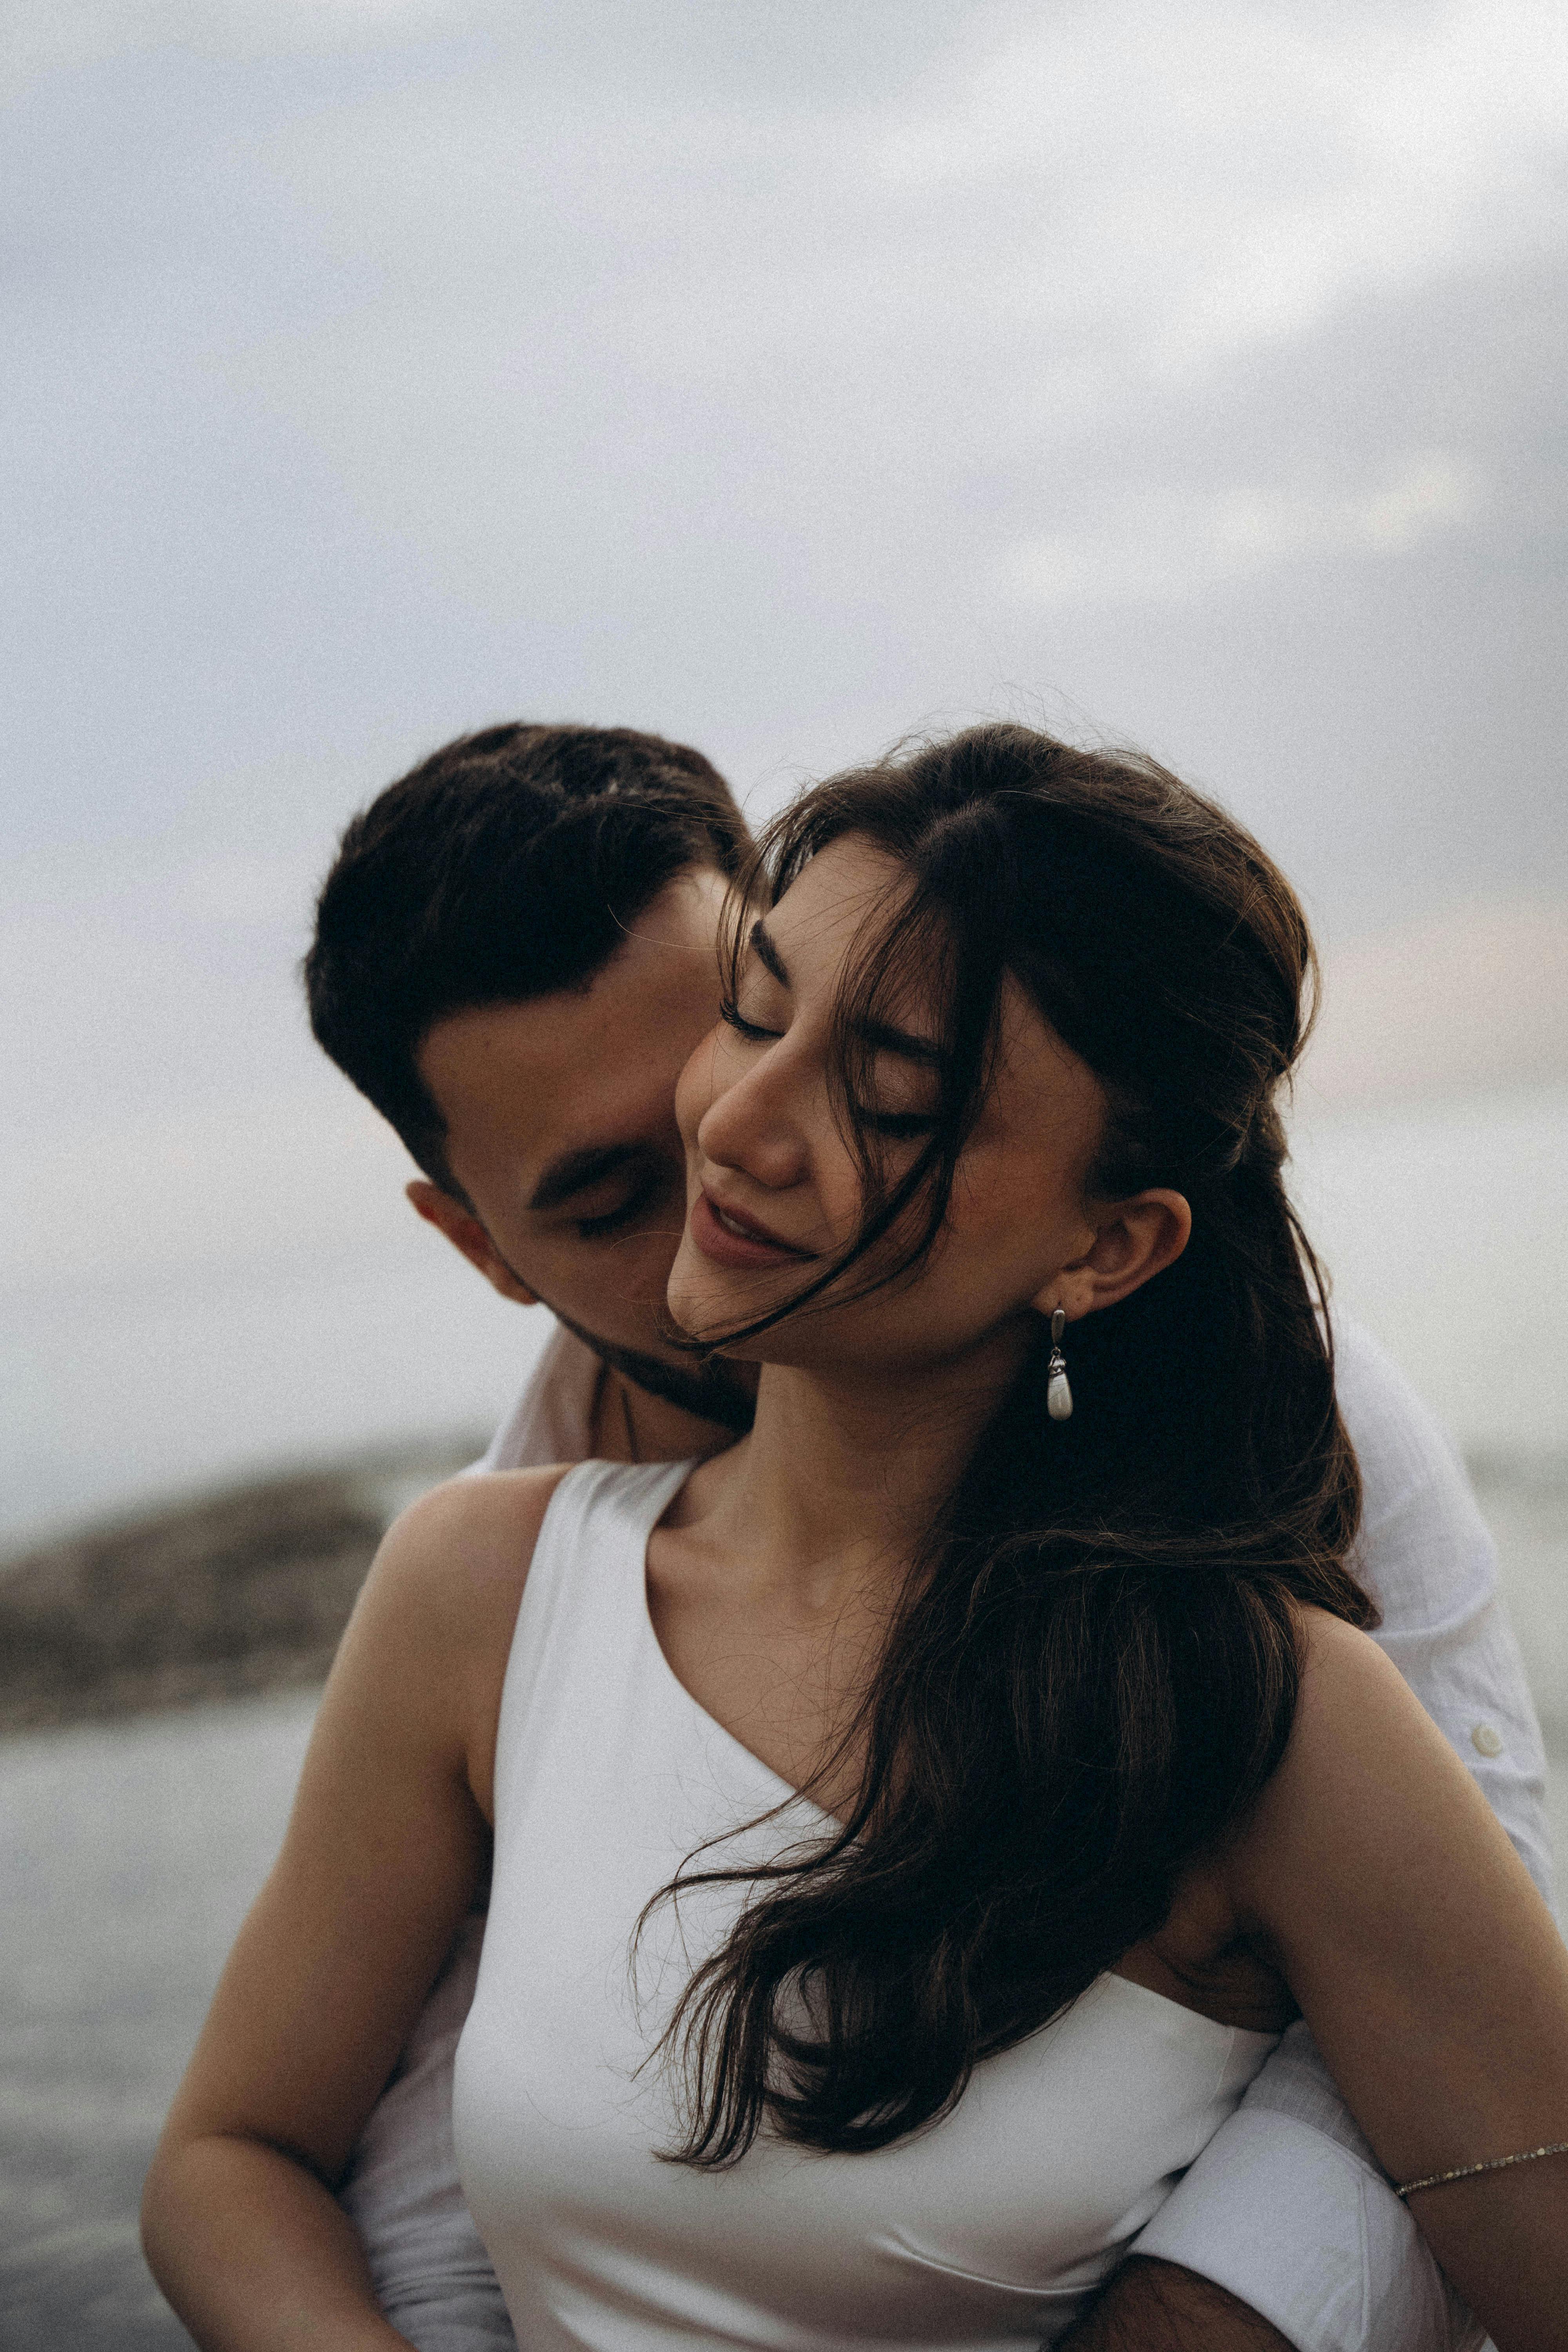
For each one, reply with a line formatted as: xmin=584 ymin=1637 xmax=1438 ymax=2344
xmin=304 ymin=721 xmax=748 ymax=1193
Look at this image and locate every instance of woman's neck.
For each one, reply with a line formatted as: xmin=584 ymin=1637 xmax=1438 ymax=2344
xmin=698 ymin=1323 xmax=1033 ymax=1612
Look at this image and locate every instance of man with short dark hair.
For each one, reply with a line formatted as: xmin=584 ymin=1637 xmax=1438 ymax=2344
xmin=305 ymin=719 xmax=1547 ymax=2352
xmin=306 ymin=720 xmax=754 ymax=1454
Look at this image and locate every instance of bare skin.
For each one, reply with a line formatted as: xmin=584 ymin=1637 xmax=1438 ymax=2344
xmin=143 ymin=842 xmax=1568 ymax=2349
xmin=1068 ymin=2262 xmax=1296 ymax=2350
xmin=408 ymin=864 xmax=749 ymax=1466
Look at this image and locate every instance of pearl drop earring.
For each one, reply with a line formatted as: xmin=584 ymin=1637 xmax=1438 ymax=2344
xmin=1047 ymin=1307 xmax=1073 ymax=1421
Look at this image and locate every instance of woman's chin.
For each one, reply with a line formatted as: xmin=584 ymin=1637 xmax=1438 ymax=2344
xmin=666 ymin=1236 xmax=798 ymax=1346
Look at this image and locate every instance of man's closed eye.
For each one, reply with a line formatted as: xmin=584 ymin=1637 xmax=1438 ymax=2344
xmin=571 ymin=1171 xmax=667 ymax=1239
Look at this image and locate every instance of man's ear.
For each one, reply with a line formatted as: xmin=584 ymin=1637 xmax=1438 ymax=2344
xmin=406 ymin=1180 xmax=540 ymax=1307
xmin=1034 ymin=1188 xmax=1191 ymax=1324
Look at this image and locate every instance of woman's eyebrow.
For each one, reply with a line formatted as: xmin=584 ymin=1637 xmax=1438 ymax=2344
xmin=748 ymin=919 xmax=789 ymax=985
xmin=748 ymin=918 xmax=937 ymax=1065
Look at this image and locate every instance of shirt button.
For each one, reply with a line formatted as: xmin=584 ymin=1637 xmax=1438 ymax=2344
xmin=1471 ymin=1723 xmax=1504 ymax=1758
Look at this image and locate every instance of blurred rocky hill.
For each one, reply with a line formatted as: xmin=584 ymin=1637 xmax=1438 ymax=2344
xmin=0 ymin=1439 xmax=483 ymax=1735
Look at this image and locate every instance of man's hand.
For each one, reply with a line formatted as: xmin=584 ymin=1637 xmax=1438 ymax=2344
xmin=1059 ymin=2257 xmax=1296 ymax=2351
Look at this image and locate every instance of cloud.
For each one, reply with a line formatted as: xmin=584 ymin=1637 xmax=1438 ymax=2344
xmin=4 ymin=0 xmax=1566 ymax=1528
xmin=874 ymin=0 xmax=1568 ymax=379
xmin=1 ymin=0 xmax=482 ymax=99
xmin=998 ymin=452 xmax=1481 ymax=606
xmin=188 ymin=0 xmax=1563 ymax=644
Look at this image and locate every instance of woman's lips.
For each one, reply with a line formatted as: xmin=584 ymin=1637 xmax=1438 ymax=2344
xmin=690 ymin=1188 xmax=816 ymax=1271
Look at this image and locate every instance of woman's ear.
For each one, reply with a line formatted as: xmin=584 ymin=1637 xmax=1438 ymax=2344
xmin=405 ymin=1180 xmax=541 ymax=1307
xmin=1034 ymin=1188 xmax=1191 ymax=1323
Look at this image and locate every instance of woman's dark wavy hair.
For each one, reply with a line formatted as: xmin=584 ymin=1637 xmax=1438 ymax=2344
xmin=645 ymin=722 xmax=1375 ymax=2167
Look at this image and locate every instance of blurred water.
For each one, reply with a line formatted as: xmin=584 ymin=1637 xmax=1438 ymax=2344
xmin=1 ymin=1247 xmax=555 ymax=1560
xmin=0 ymin=1695 xmax=316 ymax=2350
xmin=1473 ymin=1463 xmax=1568 ymax=1743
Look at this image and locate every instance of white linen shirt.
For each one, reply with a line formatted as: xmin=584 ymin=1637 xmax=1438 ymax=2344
xmin=339 ymin=1314 xmax=1550 ymax=2352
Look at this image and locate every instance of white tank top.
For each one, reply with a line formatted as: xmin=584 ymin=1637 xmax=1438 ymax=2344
xmin=454 ymin=1461 xmax=1278 ymax=2350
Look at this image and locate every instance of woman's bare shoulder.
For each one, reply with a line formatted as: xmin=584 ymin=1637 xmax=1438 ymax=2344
xmin=335 ymin=1465 xmax=575 ymax=1758
xmin=1285 ymin=1601 xmax=1436 ymax=1762
xmin=1228 ymin=1601 xmax=1506 ymax=1925
xmin=373 ymin=1465 xmax=573 ymax=1601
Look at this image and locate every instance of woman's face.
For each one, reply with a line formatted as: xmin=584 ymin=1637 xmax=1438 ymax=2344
xmin=668 ymin=833 xmax=1112 ymax=1378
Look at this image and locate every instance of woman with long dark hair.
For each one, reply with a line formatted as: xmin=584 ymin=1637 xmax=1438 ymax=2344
xmin=145 ymin=726 xmax=1568 ymax=2350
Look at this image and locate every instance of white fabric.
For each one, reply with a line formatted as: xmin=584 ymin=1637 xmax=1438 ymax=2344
xmin=476 ymin=1323 xmax=604 ymax=1475
xmin=454 ymin=1458 xmax=1279 ymax=2349
xmin=1132 ymin=2100 xmax=1480 ymax=2352
xmin=343 ymin=1312 xmax=1552 ymax=2352
xmin=338 ymin=1915 xmax=517 ymax=2352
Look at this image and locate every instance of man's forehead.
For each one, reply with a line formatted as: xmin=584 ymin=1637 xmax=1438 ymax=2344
xmin=516 ymin=1050 xmax=684 ymax=1192
xmin=419 ymin=911 xmax=727 ymax=1201
xmin=434 ymin=865 xmax=723 ymax=1049
xmin=421 ymin=987 xmax=695 ymax=1144
xmin=427 ymin=1018 xmax=688 ymax=1212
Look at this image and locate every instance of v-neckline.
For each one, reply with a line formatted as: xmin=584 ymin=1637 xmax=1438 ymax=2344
xmin=635 ymin=1460 xmax=844 ymax=1831
xmin=622 ymin=1463 xmax=1275 ymax=2049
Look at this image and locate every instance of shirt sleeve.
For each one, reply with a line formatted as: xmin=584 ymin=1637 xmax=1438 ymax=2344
xmin=1128 ymin=1315 xmax=1551 ymax=2352
xmin=338 ymin=1915 xmax=519 ymax=2352
xmin=468 ymin=1322 xmax=603 ymax=1474
xmin=1133 ymin=2027 xmax=1485 ymax=2352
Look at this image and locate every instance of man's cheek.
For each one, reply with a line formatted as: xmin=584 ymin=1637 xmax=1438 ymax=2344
xmin=628 ymin=1227 xmax=688 ymax=1300
xmin=575 ymin=1236 xmax=683 ymax=1314
xmin=673 ymin=1025 xmax=726 ymax=1151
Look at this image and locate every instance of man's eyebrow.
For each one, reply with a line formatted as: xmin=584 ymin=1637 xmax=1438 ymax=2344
xmin=526 ymin=1143 xmax=646 ymax=1214
xmin=748 ymin=919 xmax=789 ymax=986
xmin=853 ymin=1017 xmax=944 ymax=1071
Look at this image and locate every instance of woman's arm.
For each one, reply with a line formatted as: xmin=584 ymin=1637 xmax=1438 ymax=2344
xmin=1228 ymin=1610 xmax=1568 ymax=2352
xmin=140 ymin=1468 xmax=565 ymax=2352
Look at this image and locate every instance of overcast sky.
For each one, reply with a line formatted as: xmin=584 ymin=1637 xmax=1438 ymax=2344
xmin=4 ymin=0 xmax=1567 ymax=1524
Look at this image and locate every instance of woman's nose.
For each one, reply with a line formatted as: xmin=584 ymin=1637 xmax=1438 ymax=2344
xmin=695 ymin=1042 xmax=810 ymax=1192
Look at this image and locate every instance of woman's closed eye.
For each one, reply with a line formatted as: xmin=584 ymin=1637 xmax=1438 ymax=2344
xmin=719 ymin=993 xmax=783 ymax=1044
xmin=856 ymin=1106 xmax=939 ymax=1140
xmin=722 ymin=1000 xmax=936 ymax=1137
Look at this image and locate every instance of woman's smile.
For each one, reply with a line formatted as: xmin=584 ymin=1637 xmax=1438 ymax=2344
xmin=690 ymin=1186 xmax=819 ymax=1269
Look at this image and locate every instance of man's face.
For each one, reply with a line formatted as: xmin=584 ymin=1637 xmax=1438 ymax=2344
xmin=409 ymin=869 xmax=740 ymax=1407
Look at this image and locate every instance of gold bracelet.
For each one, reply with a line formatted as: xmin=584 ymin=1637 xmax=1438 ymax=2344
xmin=1396 ymin=2140 xmax=1568 ymax=2199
